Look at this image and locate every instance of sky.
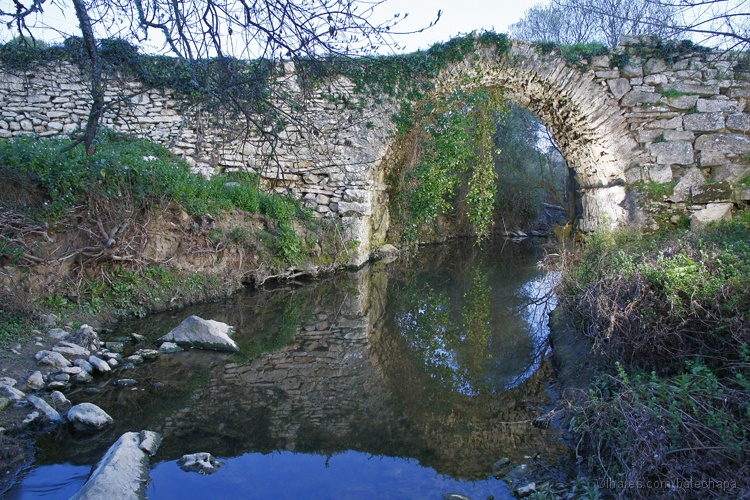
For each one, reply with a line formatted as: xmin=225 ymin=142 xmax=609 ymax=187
xmin=372 ymin=0 xmax=540 ymax=52
xmin=0 ymin=0 xmax=542 ymax=53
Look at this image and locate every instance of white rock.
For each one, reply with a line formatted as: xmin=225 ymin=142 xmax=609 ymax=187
xmin=0 ymin=384 xmax=25 ymax=401
xmin=26 ymin=371 xmax=46 ymax=391
xmin=691 ymin=203 xmax=733 ymax=228
xmin=178 ymin=452 xmax=224 ymax=474
xmin=67 ymin=402 xmax=113 ymax=431
xmin=158 ymin=316 xmax=238 ymax=352
xmin=35 ymin=350 xmax=72 ymax=369
xmin=50 ymin=391 xmax=71 ymax=411
xmin=27 ymin=395 xmax=63 ymax=423
xmin=88 ymin=356 xmax=112 ymax=373
xmin=53 ymin=341 xmax=90 ymax=357
xmin=70 ymin=431 xmax=160 ymax=500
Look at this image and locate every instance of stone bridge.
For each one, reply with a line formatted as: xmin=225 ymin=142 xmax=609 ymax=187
xmin=1 ymin=36 xmax=749 ymax=264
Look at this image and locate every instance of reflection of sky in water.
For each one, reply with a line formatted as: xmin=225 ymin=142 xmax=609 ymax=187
xmin=504 ymin=270 xmax=560 ymax=390
xmin=396 ymin=255 xmax=559 ymax=395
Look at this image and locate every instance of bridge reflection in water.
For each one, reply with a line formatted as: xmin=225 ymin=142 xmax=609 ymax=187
xmin=31 ymin=239 xmax=573 ymax=497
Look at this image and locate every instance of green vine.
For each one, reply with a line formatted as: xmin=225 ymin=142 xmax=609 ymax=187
xmin=394 ymin=87 xmax=506 ymax=242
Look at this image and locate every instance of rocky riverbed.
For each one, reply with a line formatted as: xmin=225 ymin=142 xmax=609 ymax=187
xmin=0 ymin=314 xmax=236 ymax=496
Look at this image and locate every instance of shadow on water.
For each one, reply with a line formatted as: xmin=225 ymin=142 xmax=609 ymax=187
xmin=10 ymin=238 xmax=573 ymax=499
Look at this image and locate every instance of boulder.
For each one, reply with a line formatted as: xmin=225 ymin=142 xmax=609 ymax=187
xmin=48 ymin=328 xmax=69 ymax=341
xmin=158 ymin=316 xmax=238 ymax=352
xmin=27 ymin=395 xmax=63 ymax=423
xmin=70 ymin=431 xmax=161 ymax=500
xmin=74 ymin=358 xmax=95 ymax=373
xmin=178 ymin=452 xmax=224 ymax=474
xmin=35 ymin=350 xmax=72 ymax=370
xmin=69 ymin=325 xmax=101 ymax=351
xmin=67 ymin=402 xmax=113 ymax=431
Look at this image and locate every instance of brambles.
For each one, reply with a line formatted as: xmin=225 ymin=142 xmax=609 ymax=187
xmin=557 ymin=219 xmax=750 ymax=496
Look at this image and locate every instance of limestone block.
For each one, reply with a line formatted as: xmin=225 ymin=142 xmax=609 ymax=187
xmin=728 ymin=86 xmax=750 ymax=99
xmin=663 ymin=130 xmax=695 ymax=141
xmin=648 ymin=163 xmax=673 ymax=183
xmin=595 ymin=70 xmax=620 ymax=79
xmin=692 ymin=182 xmax=733 ymax=204
xmin=644 ymin=74 xmax=668 ymax=85
xmin=664 ymin=83 xmax=719 ymax=96
xmin=690 ymin=203 xmax=733 ymax=228
xmin=621 ymin=63 xmax=643 ymax=78
xmin=665 ymin=95 xmax=698 ymax=110
xmin=684 ymin=112 xmax=725 ymax=132
xmin=644 ymin=116 xmax=682 ymax=129
xmin=647 ymin=141 xmax=694 ymax=165
xmin=668 ymin=167 xmax=705 ymax=202
xmin=337 ymin=201 xmax=371 ymax=216
xmin=726 ymin=113 xmax=750 ymax=132
xmin=636 ymin=129 xmax=664 ymax=143
xmin=711 ymin=163 xmax=750 ymax=182
xmin=696 ymin=98 xmax=744 ymax=113
xmin=699 ymin=150 xmax=728 ymax=167
xmin=695 ymin=133 xmax=750 ymax=155
xmin=621 ymin=90 xmax=663 ymax=106
xmin=645 ymin=58 xmax=668 ymax=74
xmin=607 ymin=78 xmax=631 ymax=100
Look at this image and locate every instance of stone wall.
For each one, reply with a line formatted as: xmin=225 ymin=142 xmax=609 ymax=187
xmin=1 ymin=37 xmax=749 ymax=262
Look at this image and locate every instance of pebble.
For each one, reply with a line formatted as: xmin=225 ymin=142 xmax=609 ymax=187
xmin=114 ymin=379 xmax=137 ymax=387
xmin=22 ymin=411 xmax=40 ymax=426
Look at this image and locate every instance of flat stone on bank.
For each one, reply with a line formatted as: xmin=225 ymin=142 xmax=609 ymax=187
xmin=70 ymin=431 xmax=161 ymax=500
xmin=158 ymin=316 xmax=238 ymax=352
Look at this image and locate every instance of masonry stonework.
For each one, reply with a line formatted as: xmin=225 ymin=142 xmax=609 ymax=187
xmin=1 ymin=37 xmax=749 ymax=264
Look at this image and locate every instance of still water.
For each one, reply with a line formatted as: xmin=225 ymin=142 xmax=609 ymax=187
xmin=11 ymin=238 xmax=572 ymax=499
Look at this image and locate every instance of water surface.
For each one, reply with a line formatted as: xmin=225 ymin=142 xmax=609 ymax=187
xmin=10 ymin=238 xmax=571 ymax=499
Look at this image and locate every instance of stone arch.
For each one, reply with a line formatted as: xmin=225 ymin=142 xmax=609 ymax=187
xmin=414 ymin=41 xmax=641 ymax=233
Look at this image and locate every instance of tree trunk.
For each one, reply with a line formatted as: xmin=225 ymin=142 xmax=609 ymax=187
xmin=71 ymin=0 xmax=104 ymax=156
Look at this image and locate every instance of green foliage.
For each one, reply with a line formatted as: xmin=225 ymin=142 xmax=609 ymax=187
xmin=559 ymin=43 xmax=610 ymax=67
xmin=534 ymin=41 xmax=610 ymax=69
xmin=659 ymin=88 xmax=690 ymax=99
xmin=630 ymin=179 xmax=674 ymax=200
xmin=0 ymin=37 xmax=275 ymax=103
xmin=571 ymin=360 xmax=749 ymax=492
xmin=275 ymin=222 xmax=304 ymax=264
xmin=396 ymin=88 xmax=505 ymax=241
xmin=0 ymin=133 xmax=300 ymax=221
xmin=0 ymin=310 xmax=34 ymax=344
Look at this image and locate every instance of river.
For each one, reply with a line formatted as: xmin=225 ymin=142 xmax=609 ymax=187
xmin=9 ymin=238 xmax=573 ymax=499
